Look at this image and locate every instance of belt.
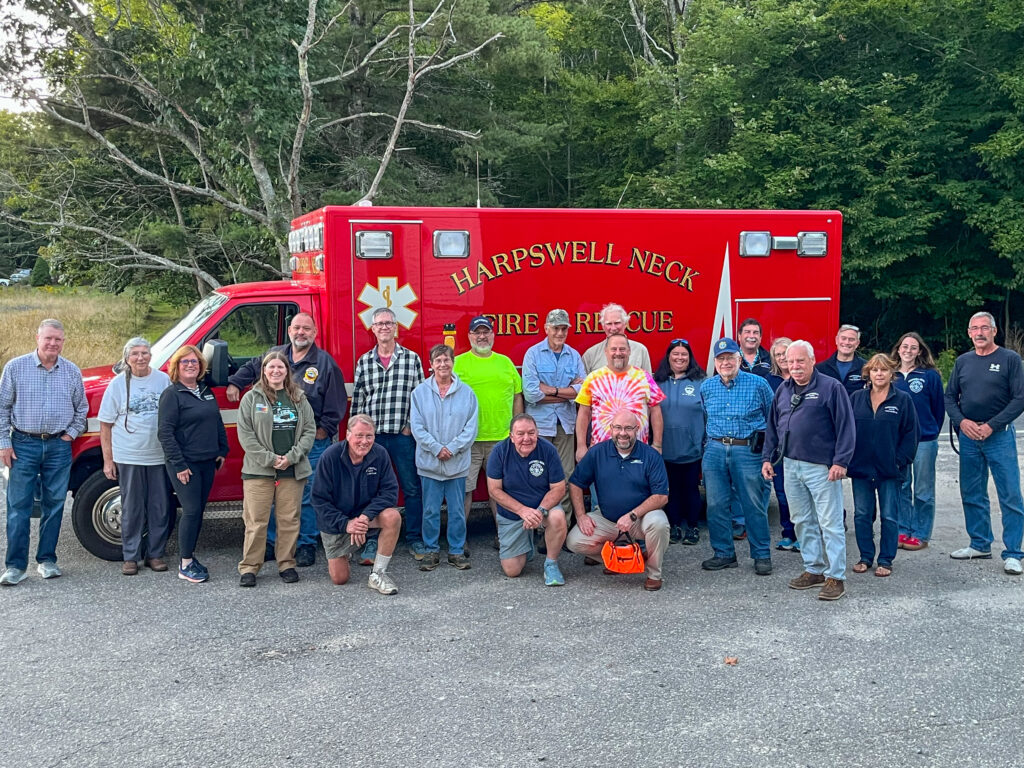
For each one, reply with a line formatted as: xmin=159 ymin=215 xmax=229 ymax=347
xmin=712 ymin=436 xmax=749 ymax=446
xmin=13 ymin=428 xmax=66 ymax=441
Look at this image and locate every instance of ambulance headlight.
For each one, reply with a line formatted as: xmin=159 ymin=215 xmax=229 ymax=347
xmin=434 ymin=230 xmax=470 ymax=258
xmin=797 ymin=232 xmax=828 ymax=257
xmin=356 ymin=231 xmax=393 ymax=259
xmin=314 ymin=254 xmax=325 ymax=272
xmin=739 ymin=231 xmax=772 ymax=257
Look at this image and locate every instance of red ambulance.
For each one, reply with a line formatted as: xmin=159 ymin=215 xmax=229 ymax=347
xmin=70 ymin=204 xmax=842 ymax=559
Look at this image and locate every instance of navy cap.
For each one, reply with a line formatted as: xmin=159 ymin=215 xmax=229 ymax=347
xmin=713 ymin=337 xmax=741 ymax=356
xmin=469 ymin=315 xmax=494 ymax=331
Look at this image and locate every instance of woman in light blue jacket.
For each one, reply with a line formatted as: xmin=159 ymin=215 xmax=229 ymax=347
xmin=410 ymin=344 xmax=479 ymax=571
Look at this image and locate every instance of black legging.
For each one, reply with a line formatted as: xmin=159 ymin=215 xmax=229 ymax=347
xmin=665 ymin=459 xmax=703 ymax=528
xmin=166 ymin=458 xmax=218 ymax=560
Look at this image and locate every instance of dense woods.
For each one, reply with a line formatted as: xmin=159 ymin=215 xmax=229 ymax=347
xmin=1 ymin=0 xmax=1022 ymax=351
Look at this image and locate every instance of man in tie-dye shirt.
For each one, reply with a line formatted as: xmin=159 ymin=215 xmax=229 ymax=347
xmin=574 ymin=333 xmax=664 ymax=463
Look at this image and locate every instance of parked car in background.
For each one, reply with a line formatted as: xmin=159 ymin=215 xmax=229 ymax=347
xmin=0 ymin=278 xmax=9 ymax=287
xmin=9 ymin=268 xmax=31 ymax=283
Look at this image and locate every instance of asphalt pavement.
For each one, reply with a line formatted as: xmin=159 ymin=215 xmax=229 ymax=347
xmin=2 ymin=433 xmax=1023 ymax=768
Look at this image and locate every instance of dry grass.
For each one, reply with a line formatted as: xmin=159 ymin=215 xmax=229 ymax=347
xmin=0 ymin=286 xmax=150 ymax=370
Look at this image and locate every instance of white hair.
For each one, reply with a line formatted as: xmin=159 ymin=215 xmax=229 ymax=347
xmin=38 ymin=318 xmax=65 ymax=335
xmin=348 ymin=413 xmax=376 ymax=431
xmin=786 ymin=340 xmax=816 ymax=362
xmin=970 ymin=311 xmax=996 ymax=328
xmin=122 ymin=336 xmax=151 ymax=361
xmin=600 ymin=303 xmax=628 ymax=324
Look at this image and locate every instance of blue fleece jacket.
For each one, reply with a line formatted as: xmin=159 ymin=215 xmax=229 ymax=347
xmin=848 ymin=387 xmax=920 ymax=480
xmin=763 ymin=371 xmax=855 ymax=468
xmin=894 ymin=368 xmax=945 ymax=441
xmin=816 ymin=351 xmax=869 ymax=397
xmin=409 ymin=374 xmax=479 ymax=480
xmin=311 ymin=441 xmax=398 ymax=534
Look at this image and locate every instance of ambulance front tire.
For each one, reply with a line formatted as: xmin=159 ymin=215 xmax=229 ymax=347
xmin=71 ymin=471 xmax=125 ymax=561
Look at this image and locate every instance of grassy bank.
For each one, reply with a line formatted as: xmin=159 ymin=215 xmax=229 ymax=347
xmin=0 ymin=286 xmax=184 ymax=369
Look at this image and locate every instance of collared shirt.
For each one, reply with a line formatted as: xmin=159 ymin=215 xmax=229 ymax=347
xmin=351 ymin=343 xmax=424 ymax=434
xmin=700 ymin=370 xmax=773 ymax=439
xmin=522 ymin=339 xmax=586 ymax=436
xmin=570 ymin=439 xmax=669 ymax=521
xmin=0 ymin=352 xmax=88 ymax=449
xmin=582 ymin=338 xmax=652 ymax=374
xmin=576 ymin=366 xmax=665 ymax=444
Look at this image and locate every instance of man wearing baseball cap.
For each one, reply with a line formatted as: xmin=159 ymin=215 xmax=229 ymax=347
xmin=454 ymin=315 xmax=524 ymax=553
xmin=521 ymin=309 xmax=586 ymax=526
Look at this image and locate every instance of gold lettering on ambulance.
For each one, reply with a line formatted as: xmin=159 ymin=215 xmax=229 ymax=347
xmin=477 ymin=261 xmax=496 ymax=283
xmin=576 ymin=312 xmax=593 ymax=334
xmin=491 ymin=252 xmax=513 ymax=277
xmin=626 ymin=310 xmax=642 ymax=334
xmin=677 ymin=266 xmax=699 ymax=291
xmin=658 ymin=311 xmax=674 ymax=332
xmin=528 ymin=243 xmax=547 ymax=268
xmin=544 ymin=242 xmax=569 ymax=265
xmin=605 ymin=243 xmax=621 ymax=266
xmin=506 ymin=314 xmax=523 ymax=335
xmin=450 ymin=267 xmax=476 ymax=295
xmin=639 ymin=312 xmax=658 ymax=333
xmin=628 ymin=247 xmax=648 ymax=271
xmin=570 ymin=241 xmax=588 ymax=263
xmin=646 ymin=252 xmax=666 ymax=277
xmin=523 ymin=313 xmax=539 ymax=335
xmin=510 ymin=248 xmax=530 ymax=272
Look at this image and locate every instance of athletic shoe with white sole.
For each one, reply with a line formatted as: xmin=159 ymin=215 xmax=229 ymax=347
xmin=37 ymin=562 xmax=62 ymax=579
xmin=1004 ymin=558 xmax=1023 ymax=575
xmin=0 ymin=567 xmax=28 ymax=586
xmin=368 ymin=570 xmax=398 ymax=595
xmin=950 ymin=547 xmax=992 ymax=560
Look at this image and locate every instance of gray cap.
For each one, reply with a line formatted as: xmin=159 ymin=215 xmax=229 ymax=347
xmin=545 ymin=308 xmax=570 ymax=326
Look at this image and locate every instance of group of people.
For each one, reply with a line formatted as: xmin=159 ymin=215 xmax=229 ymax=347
xmin=2 ymin=306 xmax=1022 ymax=602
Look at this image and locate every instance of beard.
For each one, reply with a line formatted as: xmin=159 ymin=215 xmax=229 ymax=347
xmin=471 ymin=340 xmax=493 ymax=353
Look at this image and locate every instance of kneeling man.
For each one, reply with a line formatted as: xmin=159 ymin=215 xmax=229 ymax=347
xmin=311 ymin=414 xmax=403 ymax=595
xmin=487 ymin=414 xmax=568 ymax=585
xmin=567 ymin=409 xmax=670 ymax=591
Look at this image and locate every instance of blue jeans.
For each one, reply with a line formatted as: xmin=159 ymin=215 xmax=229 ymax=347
xmin=702 ymin=440 xmax=771 ymax=559
xmin=783 ymin=458 xmax=846 ymax=580
xmin=5 ymin=433 xmax=72 ymax=570
xmin=959 ymin=427 xmax=1024 ymax=560
xmin=267 ymin=436 xmax=329 ymax=549
xmin=421 ymin=476 xmax=467 ymax=554
xmin=852 ymin=476 xmax=901 ymax=567
xmin=375 ymin=432 xmax=423 ymax=544
xmin=898 ymin=438 xmax=938 ymax=541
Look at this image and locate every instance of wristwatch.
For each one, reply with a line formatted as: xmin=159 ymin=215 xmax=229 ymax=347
xmin=628 ymin=512 xmax=638 ymax=522
xmin=538 ymin=506 xmax=549 ymax=518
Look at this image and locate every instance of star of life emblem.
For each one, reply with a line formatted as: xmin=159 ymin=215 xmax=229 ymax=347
xmin=357 ymin=277 xmax=419 ymax=330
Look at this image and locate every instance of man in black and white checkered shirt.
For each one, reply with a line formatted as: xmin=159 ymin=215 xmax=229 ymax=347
xmin=351 ymin=307 xmax=425 ymax=563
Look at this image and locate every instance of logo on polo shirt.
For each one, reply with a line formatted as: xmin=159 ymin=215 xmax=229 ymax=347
xmin=529 ymin=460 xmax=545 ymax=477
xmin=303 ymin=367 xmax=319 ymax=384
xmin=990 ymin=363 xmax=1001 ymax=372
xmin=909 ymin=378 xmax=924 ymax=393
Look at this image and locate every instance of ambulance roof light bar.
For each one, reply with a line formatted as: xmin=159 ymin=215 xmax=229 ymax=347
xmin=740 ymin=230 xmax=828 ymax=257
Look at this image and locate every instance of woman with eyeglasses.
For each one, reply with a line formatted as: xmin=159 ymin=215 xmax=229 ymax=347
xmin=766 ymin=338 xmax=798 ymax=553
xmin=158 ymin=345 xmax=229 ymax=584
xmin=891 ymin=332 xmax=945 ymax=551
xmin=848 ymin=354 xmax=919 ymax=578
xmin=653 ymin=339 xmax=706 ymax=545
xmin=98 ymin=337 xmax=172 ymax=575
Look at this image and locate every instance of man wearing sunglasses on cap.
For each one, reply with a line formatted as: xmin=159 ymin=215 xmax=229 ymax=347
xmin=762 ymin=340 xmax=855 ymax=601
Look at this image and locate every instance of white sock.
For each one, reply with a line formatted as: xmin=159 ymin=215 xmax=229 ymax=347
xmin=373 ymin=554 xmax=391 ymax=574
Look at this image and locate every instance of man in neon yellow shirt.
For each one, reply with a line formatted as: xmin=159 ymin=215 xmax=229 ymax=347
xmin=454 ymin=316 xmax=524 ymax=550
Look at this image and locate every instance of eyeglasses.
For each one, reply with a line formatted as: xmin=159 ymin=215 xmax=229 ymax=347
xmin=179 ymin=359 xmax=201 ymax=366
xmin=373 ymin=321 xmax=396 ymax=328
xmin=610 ymin=424 xmax=639 ymax=433
xmin=968 ymin=325 xmax=993 ymax=332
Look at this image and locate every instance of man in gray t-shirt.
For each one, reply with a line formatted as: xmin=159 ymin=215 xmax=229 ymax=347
xmin=944 ymin=311 xmax=1024 ymax=575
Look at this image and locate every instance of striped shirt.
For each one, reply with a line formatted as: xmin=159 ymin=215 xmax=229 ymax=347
xmin=700 ymin=371 xmax=773 ymax=439
xmin=0 ymin=352 xmax=88 ymax=449
xmin=351 ymin=343 xmax=424 ymax=434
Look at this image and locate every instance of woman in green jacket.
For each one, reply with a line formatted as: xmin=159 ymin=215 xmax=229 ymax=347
xmin=236 ymin=351 xmax=316 ymax=586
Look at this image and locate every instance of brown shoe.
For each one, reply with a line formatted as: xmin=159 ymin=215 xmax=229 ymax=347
xmin=644 ymin=577 xmax=662 ymax=591
xmin=121 ymin=560 xmax=139 ymax=576
xmin=788 ymin=571 xmax=826 ymax=590
xmin=818 ymin=577 xmax=845 ymax=601
xmin=145 ymin=557 xmax=168 ymax=572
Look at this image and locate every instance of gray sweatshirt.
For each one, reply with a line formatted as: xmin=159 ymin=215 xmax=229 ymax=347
xmin=410 ymin=374 xmax=479 ymax=480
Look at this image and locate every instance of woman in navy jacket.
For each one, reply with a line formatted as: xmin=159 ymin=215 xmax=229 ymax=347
xmin=849 ymin=354 xmax=919 ymax=577
xmin=891 ymin=332 xmax=945 ymax=551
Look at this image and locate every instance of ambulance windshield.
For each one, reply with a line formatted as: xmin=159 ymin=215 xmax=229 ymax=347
xmin=150 ymin=292 xmax=229 ymax=369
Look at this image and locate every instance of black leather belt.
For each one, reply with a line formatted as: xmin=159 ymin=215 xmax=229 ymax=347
xmin=712 ymin=436 xmax=749 ymax=446
xmin=13 ymin=428 xmax=66 ymax=441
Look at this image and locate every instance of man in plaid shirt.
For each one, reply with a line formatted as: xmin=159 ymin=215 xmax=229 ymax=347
xmin=351 ymin=307 xmax=425 ymax=562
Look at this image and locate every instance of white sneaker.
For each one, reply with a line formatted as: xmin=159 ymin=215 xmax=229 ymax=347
xmin=368 ymin=570 xmax=398 ymax=595
xmin=1004 ymin=558 xmax=1023 ymax=575
xmin=37 ymin=562 xmax=62 ymax=579
xmin=0 ymin=567 xmax=27 ymax=586
xmin=950 ymin=547 xmax=992 ymax=560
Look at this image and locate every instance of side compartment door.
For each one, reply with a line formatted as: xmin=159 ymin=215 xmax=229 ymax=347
xmin=734 ymin=298 xmax=834 ymax=356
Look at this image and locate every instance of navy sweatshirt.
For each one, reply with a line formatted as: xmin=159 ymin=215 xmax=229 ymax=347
xmin=944 ymin=347 xmax=1024 ymax=432
xmin=311 ymin=441 xmax=398 ymax=534
xmin=816 ymin=351 xmax=869 ymax=397
xmin=894 ymin=368 xmax=945 ymax=441
xmin=848 ymin=387 xmax=919 ymax=481
xmin=739 ymin=346 xmax=772 ymax=380
xmin=763 ymin=371 xmax=855 ymax=468
xmin=157 ymin=383 xmax=229 ymax=473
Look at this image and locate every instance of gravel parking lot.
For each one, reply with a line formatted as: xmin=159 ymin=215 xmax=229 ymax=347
xmin=2 ymin=434 xmax=1023 ymax=767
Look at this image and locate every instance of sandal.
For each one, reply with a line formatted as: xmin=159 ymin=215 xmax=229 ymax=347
xmin=853 ymin=562 xmax=869 ymax=574
xmin=874 ymin=565 xmax=892 ymax=577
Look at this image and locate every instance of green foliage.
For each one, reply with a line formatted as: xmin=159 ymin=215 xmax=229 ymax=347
xmin=29 ymin=256 xmax=51 ymax=286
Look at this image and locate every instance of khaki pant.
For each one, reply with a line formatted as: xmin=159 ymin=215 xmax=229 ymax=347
xmin=547 ymin=423 xmax=576 ymax=526
xmin=240 ymin=477 xmax=305 ymax=574
xmin=567 ymin=508 xmax=670 ymax=580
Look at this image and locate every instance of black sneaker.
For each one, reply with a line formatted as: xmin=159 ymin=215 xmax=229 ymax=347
xmin=295 ymin=545 xmax=316 ymax=568
xmin=669 ymin=525 xmax=683 ymax=544
xmin=701 ymin=556 xmax=738 ymax=571
xmin=754 ymin=558 xmax=773 ymax=576
xmin=682 ymin=527 xmax=700 ymax=546
xmin=264 ymin=542 xmax=276 ymax=562
xmin=279 ymin=568 xmax=299 ymax=583
xmin=239 ymin=573 xmax=256 ymax=588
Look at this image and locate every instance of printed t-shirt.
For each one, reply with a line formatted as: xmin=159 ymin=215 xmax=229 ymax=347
xmin=486 ymin=437 xmax=565 ymax=521
xmin=575 ymin=366 xmax=665 ymax=444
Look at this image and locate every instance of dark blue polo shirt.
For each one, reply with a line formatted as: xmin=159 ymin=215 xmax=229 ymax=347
xmin=570 ymin=439 xmax=669 ymax=521
xmin=487 ymin=437 xmax=565 ymax=521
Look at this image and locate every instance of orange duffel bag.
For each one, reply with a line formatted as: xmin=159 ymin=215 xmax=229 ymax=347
xmin=601 ymin=533 xmax=645 ymax=574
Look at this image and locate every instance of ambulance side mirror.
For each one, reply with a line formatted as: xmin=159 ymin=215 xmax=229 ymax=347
xmin=203 ymin=339 xmax=230 ymax=388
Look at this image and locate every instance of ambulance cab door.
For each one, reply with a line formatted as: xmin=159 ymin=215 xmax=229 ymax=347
xmin=734 ymin=298 xmax=834 ymax=357
xmin=349 ymin=220 xmax=423 ymax=370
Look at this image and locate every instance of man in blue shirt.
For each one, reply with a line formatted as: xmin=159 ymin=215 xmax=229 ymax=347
xmin=486 ymin=414 xmax=568 ymax=586
xmin=521 ymin=308 xmax=586 ymax=525
xmin=567 ymin=410 xmax=670 ymax=591
xmin=699 ymin=338 xmax=775 ymax=575
xmin=816 ymin=324 xmax=868 ymax=396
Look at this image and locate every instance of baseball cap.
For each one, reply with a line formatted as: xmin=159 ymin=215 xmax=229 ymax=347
xmin=469 ymin=315 xmax=494 ymax=331
xmin=713 ymin=337 xmax=741 ymax=356
xmin=545 ymin=309 xmax=570 ymax=326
